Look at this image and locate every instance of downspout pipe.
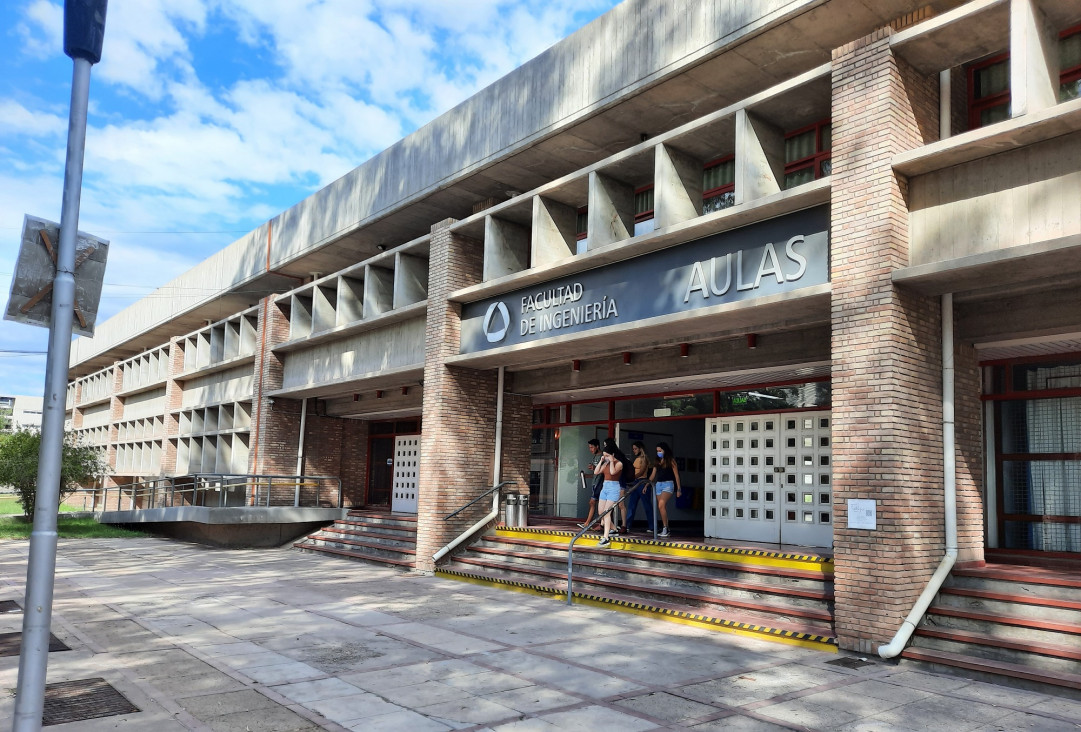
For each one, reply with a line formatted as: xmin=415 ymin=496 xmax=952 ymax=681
xmin=879 ymin=292 xmax=957 ymax=658
xmin=493 ymin=366 xmax=505 ymax=486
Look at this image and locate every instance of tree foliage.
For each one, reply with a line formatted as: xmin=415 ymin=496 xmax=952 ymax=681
xmin=0 ymin=429 xmax=108 ymax=519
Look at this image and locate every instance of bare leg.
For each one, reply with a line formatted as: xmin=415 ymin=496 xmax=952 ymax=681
xmin=584 ymin=498 xmax=597 ymax=526
xmin=599 ymin=499 xmax=614 ymax=539
xmin=619 ymin=491 xmax=628 ymax=529
xmin=657 ymin=492 xmax=671 ymax=530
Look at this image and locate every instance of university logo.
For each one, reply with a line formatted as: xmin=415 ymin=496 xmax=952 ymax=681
xmin=482 ymin=301 xmax=511 ymax=343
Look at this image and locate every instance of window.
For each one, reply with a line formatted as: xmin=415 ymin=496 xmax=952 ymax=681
xmin=634 ymin=185 xmax=655 ymax=236
xmin=783 ymin=120 xmax=831 ymax=189
xmin=968 ymin=27 xmax=1081 ymax=129
xmin=703 ymin=156 xmax=735 ymax=213
xmin=575 ymin=206 xmax=588 ymax=254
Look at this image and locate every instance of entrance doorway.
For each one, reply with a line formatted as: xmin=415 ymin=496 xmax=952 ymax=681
xmin=366 ymin=419 xmax=421 ymax=510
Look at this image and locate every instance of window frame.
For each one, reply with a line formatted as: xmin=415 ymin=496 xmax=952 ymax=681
xmin=633 ymin=184 xmax=655 ymax=224
xmin=783 ymin=119 xmax=831 ymax=188
xmin=703 ymin=154 xmax=736 ymax=211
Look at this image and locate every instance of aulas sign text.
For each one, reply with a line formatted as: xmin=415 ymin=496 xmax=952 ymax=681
xmin=460 ymin=206 xmax=828 ymax=354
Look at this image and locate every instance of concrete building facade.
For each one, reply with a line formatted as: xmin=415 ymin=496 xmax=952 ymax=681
xmin=67 ymin=0 xmax=1081 ymax=659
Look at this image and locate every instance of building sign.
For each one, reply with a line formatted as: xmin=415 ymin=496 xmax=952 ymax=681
xmin=460 ymin=206 xmax=828 ymax=354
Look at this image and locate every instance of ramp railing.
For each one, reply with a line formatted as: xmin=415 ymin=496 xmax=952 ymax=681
xmin=74 ymin=473 xmax=343 ymax=512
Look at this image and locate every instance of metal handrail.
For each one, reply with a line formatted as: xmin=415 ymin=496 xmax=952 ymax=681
xmin=85 ymin=473 xmax=343 ymax=511
xmin=443 ymin=480 xmax=514 ymax=521
xmin=565 ymin=478 xmax=649 ymax=605
xmin=433 ymin=480 xmax=515 ymax=563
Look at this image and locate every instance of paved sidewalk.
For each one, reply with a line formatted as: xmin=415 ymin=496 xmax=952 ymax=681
xmin=0 ymin=538 xmax=1077 ymax=731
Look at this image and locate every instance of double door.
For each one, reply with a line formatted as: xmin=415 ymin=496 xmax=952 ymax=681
xmin=704 ymin=412 xmax=832 ymax=547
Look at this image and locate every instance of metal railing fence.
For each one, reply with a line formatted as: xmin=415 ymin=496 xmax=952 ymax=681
xmin=70 ymin=473 xmax=343 ymax=512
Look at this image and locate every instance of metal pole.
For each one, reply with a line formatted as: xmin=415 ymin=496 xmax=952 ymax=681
xmin=295 ymin=398 xmax=307 ymax=503
xmin=13 ymin=54 xmax=93 ymax=732
xmin=492 ymin=366 xmax=504 ymax=486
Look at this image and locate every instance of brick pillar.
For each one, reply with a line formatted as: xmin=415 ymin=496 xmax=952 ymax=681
xmin=106 ymin=364 xmax=123 ymax=481
xmin=830 ymin=28 xmax=945 ymax=653
xmin=250 ymin=296 xmax=295 ymax=476
xmin=954 ymin=340 xmax=985 ymax=563
xmin=415 ymin=220 xmax=515 ymax=572
xmin=501 ymin=392 xmax=533 ymax=506
xmin=161 ymin=337 xmax=186 ymax=475
xmin=340 ymin=419 xmax=369 ymax=507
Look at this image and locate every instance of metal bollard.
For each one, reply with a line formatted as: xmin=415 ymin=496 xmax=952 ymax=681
xmin=504 ymin=494 xmax=518 ymax=527
xmin=514 ymin=493 xmax=528 ymax=528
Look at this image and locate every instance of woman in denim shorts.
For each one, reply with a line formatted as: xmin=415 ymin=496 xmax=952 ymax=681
xmin=649 ymin=441 xmax=681 ymax=538
xmin=592 ymin=439 xmax=625 ymax=547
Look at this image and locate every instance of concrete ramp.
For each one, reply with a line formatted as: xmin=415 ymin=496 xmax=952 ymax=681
xmin=99 ymin=506 xmax=346 ymax=548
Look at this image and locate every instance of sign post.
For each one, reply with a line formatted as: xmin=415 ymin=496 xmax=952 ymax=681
xmin=12 ymin=2 xmax=108 ymax=729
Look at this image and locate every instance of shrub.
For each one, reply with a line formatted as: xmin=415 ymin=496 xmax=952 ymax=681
xmin=0 ymin=429 xmax=108 ymax=519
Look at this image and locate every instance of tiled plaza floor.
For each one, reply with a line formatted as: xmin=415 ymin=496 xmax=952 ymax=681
xmin=0 ymin=537 xmax=1078 ymax=731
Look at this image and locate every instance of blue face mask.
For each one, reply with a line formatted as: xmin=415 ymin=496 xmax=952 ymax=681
xmin=656 ymin=452 xmax=664 ymax=459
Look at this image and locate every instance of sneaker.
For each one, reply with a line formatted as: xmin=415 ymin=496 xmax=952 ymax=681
xmin=597 ymin=537 xmax=610 ymax=547
xmin=610 ymin=526 xmax=620 ymax=536
xmin=658 ymin=527 xmax=670 ymax=537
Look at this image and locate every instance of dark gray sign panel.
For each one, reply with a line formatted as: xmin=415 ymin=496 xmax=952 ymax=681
xmin=5 ymin=215 xmax=110 ymax=337
xmin=461 ymin=206 xmax=829 ymax=354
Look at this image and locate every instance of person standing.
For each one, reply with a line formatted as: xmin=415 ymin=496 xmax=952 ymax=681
xmin=578 ymin=438 xmax=603 ymax=530
xmin=649 ymin=441 xmax=681 ymax=538
xmin=592 ymin=438 xmax=625 ymax=547
xmin=623 ymin=440 xmax=653 ymax=533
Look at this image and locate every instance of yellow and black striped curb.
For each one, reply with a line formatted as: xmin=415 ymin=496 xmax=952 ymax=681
xmin=434 ymin=567 xmax=838 ymax=652
xmin=494 ymin=528 xmax=833 ymax=573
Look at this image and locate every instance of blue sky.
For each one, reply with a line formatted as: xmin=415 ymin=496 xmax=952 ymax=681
xmin=0 ymin=0 xmax=621 ymax=399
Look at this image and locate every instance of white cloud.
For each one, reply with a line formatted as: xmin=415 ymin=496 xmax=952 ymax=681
xmin=0 ymin=99 xmax=69 ymax=138
xmin=14 ymin=0 xmax=63 ymax=61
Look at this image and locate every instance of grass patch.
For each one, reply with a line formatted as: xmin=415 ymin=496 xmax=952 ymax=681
xmin=0 ymin=515 xmax=146 ymax=540
xmin=0 ymin=494 xmax=90 ymax=516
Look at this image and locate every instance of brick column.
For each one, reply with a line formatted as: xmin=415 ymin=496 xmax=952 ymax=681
xmin=250 ymin=296 xmax=295 ymax=476
xmin=415 ymin=220 xmax=516 ymax=572
xmin=161 ymin=337 xmax=186 ymax=475
xmin=340 ymin=419 xmax=369 ymax=507
xmin=830 ymin=28 xmax=945 ymax=653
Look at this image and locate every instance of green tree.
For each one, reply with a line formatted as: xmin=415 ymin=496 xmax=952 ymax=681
xmin=0 ymin=429 xmax=108 ymax=519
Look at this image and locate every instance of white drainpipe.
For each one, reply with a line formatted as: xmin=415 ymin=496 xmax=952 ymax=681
xmin=879 ymin=292 xmax=957 ymax=658
xmin=493 ymin=366 xmax=505 ymax=486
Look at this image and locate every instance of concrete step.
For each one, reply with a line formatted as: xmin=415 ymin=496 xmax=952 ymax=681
xmin=296 ymin=542 xmax=416 ymax=569
xmin=435 ymin=565 xmax=836 ymax=650
xmin=934 ymin=586 xmax=1081 ymax=625
xmin=921 ymin=604 xmax=1081 ymax=648
xmin=949 ymin=565 xmax=1081 ymax=603
xmin=901 ymin=646 xmax=1081 ymax=699
xmin=913 ymin=627 xmax=1081 ymax=675
xmin=317 ymin=526 xmax=416 ymax=547
xmin=482 ymin=535 xmax=832 ymax=590
xmin=298 ymin=534 xmax=416 ymax=562
xmin=343 ymin=511 xmax=418 ymax=529
xmin=462 ymin=544 xmax=832 ymax=611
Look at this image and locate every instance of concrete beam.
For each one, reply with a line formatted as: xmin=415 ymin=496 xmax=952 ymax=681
xmin=1010 ymin=0 xmax=1060 ymax=117
xmin=655 ymin=143 xmax=704 ymax=229
xmin=587 ymin=171 xmax=634 ymax=248
xmin=735 ymin=109 xmax=784 ymax=204
xmin=484 ymin=216 xmax=531 ymax=281
xmin=531 ymin=196 xmax=578 ymax=268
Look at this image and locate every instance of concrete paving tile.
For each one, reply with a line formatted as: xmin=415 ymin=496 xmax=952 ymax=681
xmin=112 ymin=648 xmax=219 ymax=679
xmin=284 ymin=637 xmax=446 ymax=673
xmin=304 ymin=691 xmax=405 ymax=723
xmin=177 ymin=688 xmax=279 ymax=718
xmin=218 ymin=650 xmax=293 ymax=670
xmin=615 ymin=690 xmax=720 ymax=724
xmin=877 ymin=669 xmax=974 ymax=692
xmin=949 ymin=680 xmax=1053 ymax=708
xmin=375 ymin=679 xmax=473 ymax=707
xmin=794 ymin=685 xmax=913 ymax=716
xmin=418 ymin=696 xmax=522 ymax=727
xmin=46 ymin=712 xmax=190 ymax=731
xmin=483 ymin=685 xmax=583 ymax=715
xmin=967 ymin=709 xmax=1081 ymax=731
xmin=441 ymin=670 xmax=536 ymax=695
xmin=868 ymin=695 xmax=1007 ymax=732
xmin=204 ymin=705 xmax=319 ymax=732
xmin=148 ymin=670 xmax=249 ymax=699
xmin=481 ymin=650 xmax=644 ymax=699
xmin=755 ymin=698 xmax=864 ymax=728
xmin=271 ymin=677 xmax=365 ymax=704
xmin=192 ymin=640 xmax=267 ymax=657
xmin=1035 ymin=696 xmax=1081 ymax=720
xmin=837 ymin=678 xmax=934 ymax=705
xmin=347 ymin=709 xmax=455 ymax=731
xmin=306 ymin=603 xmax=403 ymax=627
xmin=690 ymin=713 xmax=801 ymax=731
xmin=237 ymin=660 xmax=325 ymax=684
xmin=380 ymin=621 xmax=508 ymax=655
xmin=537 ymin=703 xmax=658 ymax=730
xmin=681 ymin=664 xmax=851 ymax=707
xmin=342 ymin=659 xmax=490 ymax=691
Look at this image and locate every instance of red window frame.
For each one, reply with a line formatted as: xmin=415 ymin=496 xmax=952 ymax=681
xmin=575 ymin=206 xmax=588 ymax=241
xmin=966 ymin=25 xmax=1081 ymax=130
xmin=634 ymin=184 xmax=654 ymax=223
xmin=703 ymin=155 xmax=735 ymax=208
xmin=783 ymin=119 xmax=831 ymax=185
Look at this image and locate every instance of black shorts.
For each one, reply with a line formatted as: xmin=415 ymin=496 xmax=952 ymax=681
xmin=591 ymin=479 xmax=603 ymax=501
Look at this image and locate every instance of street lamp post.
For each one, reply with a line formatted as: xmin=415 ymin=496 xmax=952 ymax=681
xmin=12 ymin=2 xmax=107 ymax=730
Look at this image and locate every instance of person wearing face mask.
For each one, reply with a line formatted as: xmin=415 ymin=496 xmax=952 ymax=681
xmin=623 ymin=441 xmax=654 ymax=534
xmin=592 ymin=437 xmax=626 ymax=547
xmin=648 ymin=441 xmax=681 ymax=538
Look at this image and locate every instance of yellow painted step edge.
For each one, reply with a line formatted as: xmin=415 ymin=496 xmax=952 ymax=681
xmin=495 ymin=528 xmax=832 ymax=573
xmin=435 ymin=568 xmax=838 ymax=653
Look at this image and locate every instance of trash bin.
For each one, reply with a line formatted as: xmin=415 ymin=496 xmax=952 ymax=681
xmin=514 ymin=493 xmax=529 ymax=528
xmin=504 ymin=494 xmax=519 ymax=527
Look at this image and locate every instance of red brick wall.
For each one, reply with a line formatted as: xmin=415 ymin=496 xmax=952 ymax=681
xmin=501 ymin=392 xmax=533 ymax=508
xmin=830 ymin=28 xmax=945 ymax=653
xmin=416 ymin=220 xmax=513 ymax=571
xmin=162 ymin=337 xmax=186 ymax=475
xmin=339 ymin=419 xmax=369 ymax=507
xmin=954 ymin=339 xmax=985 ymax=562
xmin=251 ymin=297 xmax=290 ymax=474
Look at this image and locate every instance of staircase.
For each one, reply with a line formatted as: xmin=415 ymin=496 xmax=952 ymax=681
xmin=903 ymin=563 xmax=1081 ymax=697
xmin=436 ymin=527 xmax=836 ymax=651
xmin=294 ymin=510 xmax=417 ymax=569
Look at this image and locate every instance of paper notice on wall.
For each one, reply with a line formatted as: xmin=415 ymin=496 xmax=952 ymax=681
xmin=847 ymin=499 xmax=877 ymax=530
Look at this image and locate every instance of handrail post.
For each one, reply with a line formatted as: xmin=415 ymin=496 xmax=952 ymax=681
xmin=294 ymin=478 xmax=301 ymax=508
xmin=266 ymin=476 xmax=272 ymax=507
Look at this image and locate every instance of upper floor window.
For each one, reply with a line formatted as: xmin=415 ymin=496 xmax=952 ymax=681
xmin=703 ymin=156 xmax=735 ymax=213
xmin=968 ymin=26 xmax=1081 ymax=129
xmin=634 ymin=185 xmax=655 ymax=236
xmin=575 ymin=206 xmax=588 ymax=254
xmin=784 ymin=120 xmax=831 ymax=189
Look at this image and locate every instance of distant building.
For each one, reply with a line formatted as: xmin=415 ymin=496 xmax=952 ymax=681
xmin=0 ymin=395 xmax=43 ymax=432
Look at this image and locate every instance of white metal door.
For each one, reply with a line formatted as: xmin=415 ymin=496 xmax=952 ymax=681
xmin=391 ymin=436 xmax=419 ymax=514
xmin=705 ymin=412 xmax=832 ymax=547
